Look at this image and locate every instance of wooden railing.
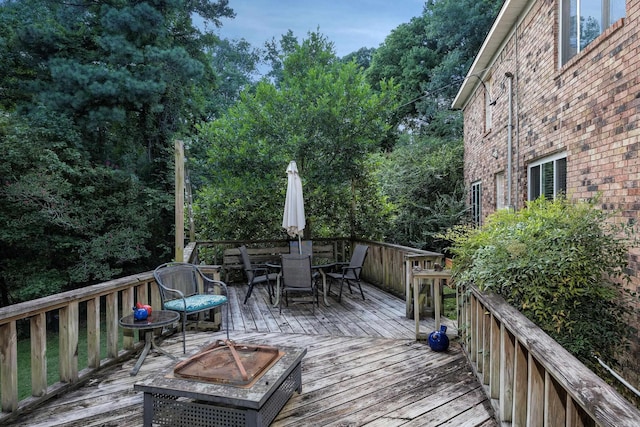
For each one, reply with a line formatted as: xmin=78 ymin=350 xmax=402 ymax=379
xmin=189 ymin=238 xmax=351 ymax=268
xmin=0 ymin=271 xmax=160 ymax=423
xmin=354 ymin=239 xmax=443 ymax=298
xmin=458 ymin=284 xmax=640 ymax=426
xmin=189 ymin=238 xmax=443 ymax=299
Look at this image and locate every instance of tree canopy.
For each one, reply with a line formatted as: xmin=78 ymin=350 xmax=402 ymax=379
xmin=366 ymin=0 xmax=503 ymax=137
xmin=0 ymin=0 xmax=502 ymax=305
xmin=0 ymin=0 xmax=235 ymax=304
xmin=193 ymin=32 xmax=398 ymax=240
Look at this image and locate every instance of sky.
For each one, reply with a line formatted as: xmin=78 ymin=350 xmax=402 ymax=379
xmin=213 ymin=0 xmax=426 ymax=57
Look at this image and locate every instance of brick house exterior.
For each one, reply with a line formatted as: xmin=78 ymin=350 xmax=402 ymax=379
xmin=452 ymin=0 xmax=639 ymax=380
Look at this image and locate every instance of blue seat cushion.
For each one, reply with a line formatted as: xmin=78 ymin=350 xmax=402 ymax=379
xmin=164 ymin=294 xmax=227 ymax=313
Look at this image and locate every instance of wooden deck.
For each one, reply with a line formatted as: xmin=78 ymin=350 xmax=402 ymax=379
xmin=7 ymin=282 xmax=497 ymax=427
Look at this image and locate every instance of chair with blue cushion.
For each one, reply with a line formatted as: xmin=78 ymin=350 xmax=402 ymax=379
xmin=153 ymin=262 xmax=229 ymax=353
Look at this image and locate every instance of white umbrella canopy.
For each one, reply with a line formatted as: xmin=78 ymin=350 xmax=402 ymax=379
xmin=282 ymin=161 xmax=306 ymax=252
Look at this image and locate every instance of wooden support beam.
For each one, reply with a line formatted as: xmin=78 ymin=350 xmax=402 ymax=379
xmin=175 ymin=140 xmax=185 ymax=262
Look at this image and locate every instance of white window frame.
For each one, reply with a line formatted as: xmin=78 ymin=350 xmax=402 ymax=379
xmin=559 ymin=0 xmax=626 ymax=65
xmin=471 ymin=181 xmax=482 ymax=226
xmin=528 ymin=152 xmax=567 ymax=201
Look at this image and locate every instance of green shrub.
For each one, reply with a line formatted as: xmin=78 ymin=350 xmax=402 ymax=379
xmin=444 ymin=197 xmax=638 ymax=372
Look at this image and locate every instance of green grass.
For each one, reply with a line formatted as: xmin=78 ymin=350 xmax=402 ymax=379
xmin=13 ymin=318 xmax=124 ymax=400
xmin=443 ymin=286 xmax=458 ymax=320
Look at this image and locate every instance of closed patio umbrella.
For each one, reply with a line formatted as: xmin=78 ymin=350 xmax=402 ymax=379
xmin=282 ymin=161 xmax=305 ymax=253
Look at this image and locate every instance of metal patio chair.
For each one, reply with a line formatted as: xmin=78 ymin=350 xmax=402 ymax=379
xmin=280 ymin=253 xmax=318 ymax=313
xmin=153 ymin=262 xmax=229 ymax=353
xmin=239 ymin=245 xmax=278 ymax=304
xmin=327 ymin=244 xmax=368 ymax=302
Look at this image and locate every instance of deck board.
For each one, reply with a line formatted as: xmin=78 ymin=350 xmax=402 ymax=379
xmin=6 ymin=282 xmax=495 ymax=427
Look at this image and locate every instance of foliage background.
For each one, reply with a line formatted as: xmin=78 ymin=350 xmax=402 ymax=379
xmin=0 ymin=0 xmax=503 ymax=305
xmin=445 ymin=197 xmax=639 ymax=375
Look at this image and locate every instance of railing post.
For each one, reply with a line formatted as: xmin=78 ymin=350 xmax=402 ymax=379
xmin=470 ymin=295 xmax=477 ymax=363
xmin=31 ymin=312 xmax=47 ymax=396
xmin=106 ymin=292 xmax=119 ymax=359
xmin=544 ymin=372 xmax=566 ymax=426
xmin=527 ymin=354 xmax=544 ymax=426
xmin=499 ymin=324 xmax=515 ymax=422
xmin=489 ymin=314 xmax=500 ymax=398
xmin=482 ymin=306 xmax=490 ymax=384
xmin=122 ymin=287 xmax=135 ymax=350
xmin=513 ymin=340 xmax=528 ymax=425
xmin=59 ymin=301 xmax=79 ymax=383
xmin=0 ymin=321 xmax=18 ymax=412
xmin=87 ymin=297 xmax=101 ymax=369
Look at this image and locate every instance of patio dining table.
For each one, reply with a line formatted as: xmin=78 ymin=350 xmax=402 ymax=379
xmin=266 ymin=261 xmax=336 ymax=307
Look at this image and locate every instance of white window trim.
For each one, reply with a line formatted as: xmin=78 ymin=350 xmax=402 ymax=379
xmin=559 ymin=0 xmax=626 ymax=65
xmin=471 ymin=180 xmax=482 ymax=226
xmin=528 ymin=152 xmax=567 ymax=200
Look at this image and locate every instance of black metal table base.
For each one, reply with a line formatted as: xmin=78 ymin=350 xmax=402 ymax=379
xmin=130 ymin=330 xmax=178 ymax=376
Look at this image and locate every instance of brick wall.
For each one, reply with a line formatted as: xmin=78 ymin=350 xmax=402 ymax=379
xmin=462 ymin=0 xmax=640 ymax=384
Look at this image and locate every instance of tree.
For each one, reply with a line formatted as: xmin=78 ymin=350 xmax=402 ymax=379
xmin=376 ymin=135 xmax=467 ymax=252
xmin=341 ymin=47 xmax=376 ymax=70
xmin=366 ymin=16 xmax=440 ymax=128
xmin=263 ymin=30 xmax=305 ymax=87
xmin=418 ymin=0 xmax=503 ymax=125
xmin=0 ymin=109 xmax=162 ymax=304
xmin=187 ymin=37 xmax=262 ymax=191
xmin=194 ymin=31 xmax=399 ymax=241
xmin=1 ymin=0 xmax=234 ymax=171
xmin=366 ymin=0 xmax=503 ymax=138
xmin=0 ymin=0 xmax=235 ymax=304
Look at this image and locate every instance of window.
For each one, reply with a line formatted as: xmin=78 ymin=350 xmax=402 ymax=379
xmin=471 ymin=181 xmax=482 ymax=226
xmin=495 ymin=172 xmax=506 ymax=210
xmin=528 ymin=153 xmax=567 ymax=200
xmin=560 ymin=0 xmax=626 ymax=65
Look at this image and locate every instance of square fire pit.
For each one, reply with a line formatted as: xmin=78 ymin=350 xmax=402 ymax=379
xmin=134 ymin=341 xmax=306 ymax=427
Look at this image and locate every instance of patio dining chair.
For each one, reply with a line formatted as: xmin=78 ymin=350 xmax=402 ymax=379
xmin=239 ymin=245 xmax=278 ymax=304
xmin=327 ymin=244 xmax=368 ymax=302
xmin=280 ymin=253 xmax=318 ymax=313
xmin=290 ymin=239 xmax=320 ymax=281
xmin=153 ymin=262 xmax=229 ymax=354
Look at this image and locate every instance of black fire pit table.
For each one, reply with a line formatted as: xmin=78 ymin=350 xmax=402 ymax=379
xmin=134 ymin=344 xmax=307 ymax=427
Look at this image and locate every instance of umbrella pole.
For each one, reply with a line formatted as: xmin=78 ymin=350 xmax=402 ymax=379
xmin=298 ymin=235 xmax=302 ymax=254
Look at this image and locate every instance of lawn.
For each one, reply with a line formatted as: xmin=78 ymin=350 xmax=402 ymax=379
xmin=13 ymin=312 xmax=125 ymax=400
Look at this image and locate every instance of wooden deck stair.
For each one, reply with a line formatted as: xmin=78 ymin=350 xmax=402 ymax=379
xmin=7 ymin=282 xmax=496 ymax=427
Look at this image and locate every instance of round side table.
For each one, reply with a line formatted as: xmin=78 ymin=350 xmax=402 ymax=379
xmin=119 ymin=310 xmax=180 ymax=376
